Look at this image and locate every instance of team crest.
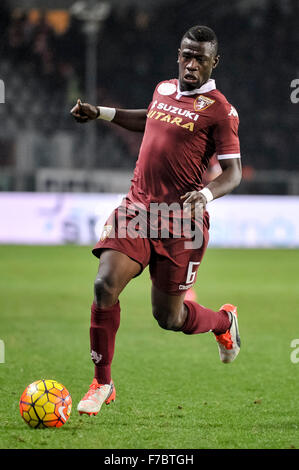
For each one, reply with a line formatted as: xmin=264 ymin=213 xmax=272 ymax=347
xmin=194 ymin=95 xmax=215 ymax=112
xmin=100 ymin=224 xmax=113 ymax=241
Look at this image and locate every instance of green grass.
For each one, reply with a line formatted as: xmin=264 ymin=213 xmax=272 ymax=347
xmin=0 ymin=245 xmax=299 ymax=449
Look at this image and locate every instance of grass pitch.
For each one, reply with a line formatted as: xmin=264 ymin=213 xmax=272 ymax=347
xmin=0 ymin=245 xmax=299 ymax=449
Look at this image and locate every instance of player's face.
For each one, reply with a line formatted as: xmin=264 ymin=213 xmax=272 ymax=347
xmin=178 ymin=38 xmax=219 ymax=91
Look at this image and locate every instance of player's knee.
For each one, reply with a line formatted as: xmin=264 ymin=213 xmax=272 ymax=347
xmin=94 ymin=276 xmax=118 ymax=307
xmin=152 ymin=309 xmax=180 ymax=331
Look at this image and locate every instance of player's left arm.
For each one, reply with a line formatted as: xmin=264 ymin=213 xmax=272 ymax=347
xmin=181 ymin=108 xmax=242 ymax=215
xmin=181 ymin=157 xmax=242 ymax=216
xmin=203 ymin=108 xmax=242 ymax=202
xmin=203 ymin=156 xmax=242 ymax=199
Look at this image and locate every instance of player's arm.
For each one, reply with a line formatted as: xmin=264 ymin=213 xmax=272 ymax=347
xmin=181 ymin=158 xmax=242 ymax=216
xmin=70 ymin=99 xmax=147 ymax=132
xmin=181 ymin=110 xmax=242 ymax=216
xmin=203 ymin=157 xmax=242 ymax=199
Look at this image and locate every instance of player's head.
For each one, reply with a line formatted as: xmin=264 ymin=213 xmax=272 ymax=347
xmin=178 ymin=25 xmax=220 ymax=91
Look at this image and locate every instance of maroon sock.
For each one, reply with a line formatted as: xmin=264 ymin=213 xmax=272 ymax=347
xmin=181 ymin=300 xmax=230 ymax=335
xmin=90 ymin=301 xmax=121 ymax=384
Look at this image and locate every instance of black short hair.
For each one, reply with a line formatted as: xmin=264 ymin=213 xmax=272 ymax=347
xmin=182 ymin=25 xmax=218 ymax=55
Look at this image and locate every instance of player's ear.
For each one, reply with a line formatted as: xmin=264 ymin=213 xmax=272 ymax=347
xmin=213 ymin=54 xmax=220 ymax=69
xmin=177 ymin=48 xmax=181 ymax=63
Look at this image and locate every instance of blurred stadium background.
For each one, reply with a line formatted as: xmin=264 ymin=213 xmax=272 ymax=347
xmin=0 ymin=0 xmax=298 ymax=247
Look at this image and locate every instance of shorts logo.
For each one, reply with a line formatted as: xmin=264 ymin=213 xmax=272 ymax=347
xmin=157 ymin=83 xmax=177 ymax=96
xmin=194 ymin=95 xmax=215 ymax=112
xmin=179 ymin=283 xmax=195 ymax=290
xmin=100 ymin=224 xmax=113 ymax=241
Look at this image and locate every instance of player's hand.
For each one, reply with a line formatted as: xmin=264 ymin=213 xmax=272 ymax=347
xmin=70 ymin=99 xmax=98 ymax=123
xmin=180 ymin=191 xmax=207 ymax=218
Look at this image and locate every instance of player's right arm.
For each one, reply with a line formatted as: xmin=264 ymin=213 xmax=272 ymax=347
xmin=70 ymin=99 xmax=147 ymax=132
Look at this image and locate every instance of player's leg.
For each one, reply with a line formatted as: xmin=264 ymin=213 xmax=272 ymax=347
xmin=78 ymin=196 xmax=152 ymax=415
xmin=78 ymin=249 xmax=141 ymax=416
xmin=149 ymin=213 xmax=240 ymax=363
xmin=93 ymin=248 xmax=141 ymax=307
xmin=151 ymin=284 xmax=231 ymax=334
xmin=91 ymin=249 xmax=141 ymax=380
xmin=151 ymin=285 xmax=240 ymax=363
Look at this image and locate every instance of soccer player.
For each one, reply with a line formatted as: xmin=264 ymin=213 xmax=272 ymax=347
xmin=71 ymin=25 xmax=242 ymax=416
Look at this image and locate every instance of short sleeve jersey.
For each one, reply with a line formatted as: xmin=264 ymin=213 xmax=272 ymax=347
xmin=128 ymin=78 xmax=240 ymax=206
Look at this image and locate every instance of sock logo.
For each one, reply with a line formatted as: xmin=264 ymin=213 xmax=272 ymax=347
xmin=91 ymin=350 xmax=103 ymax=364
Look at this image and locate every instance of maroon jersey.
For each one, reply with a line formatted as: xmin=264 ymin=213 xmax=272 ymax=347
xmin=128 ymin=78 xmax=240 ymax=206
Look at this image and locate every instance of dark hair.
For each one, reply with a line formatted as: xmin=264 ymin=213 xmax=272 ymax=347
xmin=182 ymin=25 xmax=218 ymax=55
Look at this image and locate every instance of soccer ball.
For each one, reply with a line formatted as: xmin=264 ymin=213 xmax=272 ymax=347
xmin=19 ymin=379 xmax=72 ymax=428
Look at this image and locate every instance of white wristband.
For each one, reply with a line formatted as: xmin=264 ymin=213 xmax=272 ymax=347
xmin=96 ymin=106 xmax=116 ymax=121
xmin=199 ymin=187 xmax=214 ymax=203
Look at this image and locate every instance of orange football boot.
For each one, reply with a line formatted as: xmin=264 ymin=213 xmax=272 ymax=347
xmin=77 ymin=378 xmax=116 ymax=416
xmin=214 ymin=304 xmax=241 ymax=363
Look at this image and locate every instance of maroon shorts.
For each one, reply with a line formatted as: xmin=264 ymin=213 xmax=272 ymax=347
xmin=92 ymin=197 xmax=209 ymax=295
